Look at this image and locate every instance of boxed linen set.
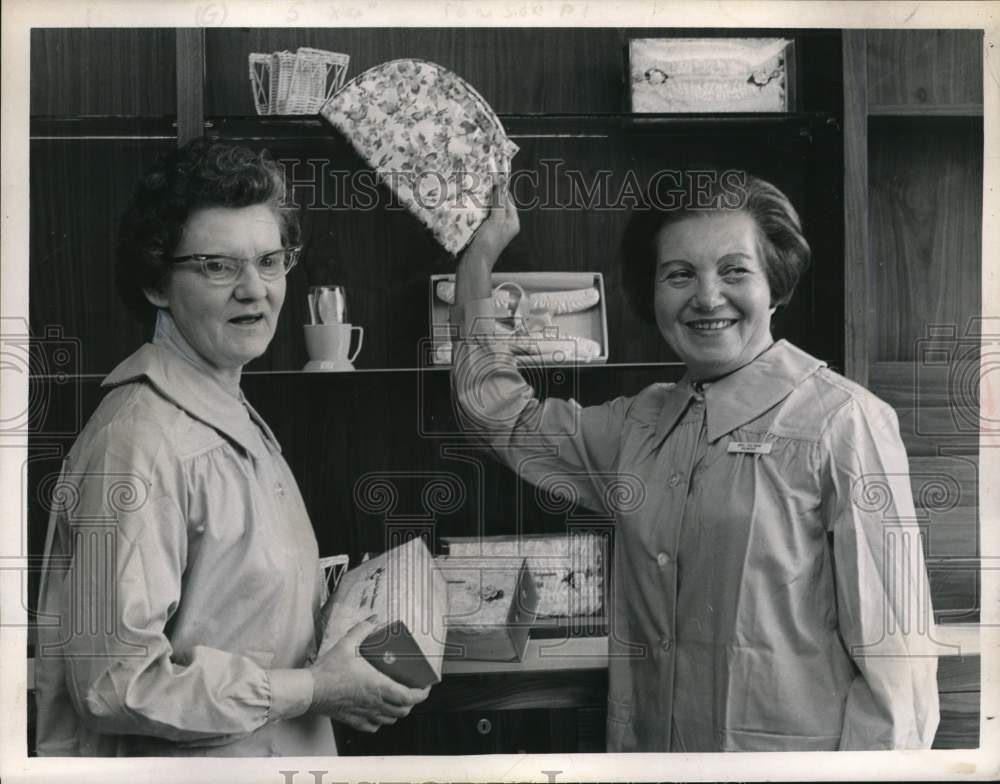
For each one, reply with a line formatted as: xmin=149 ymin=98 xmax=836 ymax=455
xmin=627 ymin=38 xmax=796 ymax=113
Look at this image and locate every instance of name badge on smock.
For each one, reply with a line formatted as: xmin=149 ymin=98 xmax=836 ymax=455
xmin=727 ymin=441 xmax=773 ymax=455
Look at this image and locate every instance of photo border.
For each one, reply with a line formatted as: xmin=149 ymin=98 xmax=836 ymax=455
xmin=2 ymin=1 xmax=997 ymax=781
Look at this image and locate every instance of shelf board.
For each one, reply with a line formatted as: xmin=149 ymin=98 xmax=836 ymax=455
xmin=206 ymin=114 xmax=331 ymax=140
xmin=29 ymin=115 xmax=179 ymax=140
xmin=204 ymin=111 xmax=841 ymax=141
xmin=29 ymin=112 xmax=841 ymax=141
xmin=868 ymin=103 xmax=983 ymax=117
xmin=441 ymin=621 xmax=984 ymax=675
xmin=442 ymin=635 xmax=608 ymax=675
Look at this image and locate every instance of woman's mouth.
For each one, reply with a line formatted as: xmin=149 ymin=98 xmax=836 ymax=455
xmin=685 ymin=318 xmax=738 ymax=331
xmin=229 ymin=314 xmax=265 ymax=326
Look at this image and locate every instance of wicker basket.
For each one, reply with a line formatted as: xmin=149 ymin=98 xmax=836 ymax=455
xmin=249 ymin=47 xmax=350 ymax=115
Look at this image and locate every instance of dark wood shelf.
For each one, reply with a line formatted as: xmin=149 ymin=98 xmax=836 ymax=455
xmin=200 ymin=111 xmax=841 ymax=141
xmin=29 ymin=115 xmax=178 ymax=140
xmin=26 ymin=111 xmax=839 ymax=145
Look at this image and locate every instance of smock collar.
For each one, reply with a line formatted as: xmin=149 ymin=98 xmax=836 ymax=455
xmin=102 ymin=311 xmax=280 ymax=461
xmin=655 ymin=340 xmax=826 ymax=443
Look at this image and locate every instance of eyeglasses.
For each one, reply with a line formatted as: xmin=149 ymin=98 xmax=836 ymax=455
xmin=170 ymin=245 xmax=302 ymax=284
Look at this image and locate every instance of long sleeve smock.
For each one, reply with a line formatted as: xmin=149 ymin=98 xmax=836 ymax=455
xmin=450 ymin=298 xmax=940 ymax=752
xmin=34 ymin=311 xmax=336 ymax=756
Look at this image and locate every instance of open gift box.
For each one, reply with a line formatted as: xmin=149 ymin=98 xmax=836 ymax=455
xmin=436 ymin=556 xmax=540 ymax=662
xmin=428 ymin=271 xmax=609 ymax=366
xmin=442 ymin=533 xmax=607 ymax=635
xmin=318 ymin=537 xmax=447 ymax=688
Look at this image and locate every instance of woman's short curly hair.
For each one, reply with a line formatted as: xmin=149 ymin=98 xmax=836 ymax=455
xmin=117 ymin=137 xmax=299 ymax=324
xmin=621 ymin=172 xmax=811 ymax=324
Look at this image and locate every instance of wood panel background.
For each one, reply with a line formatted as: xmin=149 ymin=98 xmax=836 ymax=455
xmin=866 ymin=30 xmax=984 ymax=109
xmin=869 ymin=118 xmax=983 ymax=362
xmin=861 ymin=28 xmax=984 ymax=742
xmin=30 ymin=28 xmax=177 ymax=116
xmin=29 ymin=139 xmax=170 ymax=364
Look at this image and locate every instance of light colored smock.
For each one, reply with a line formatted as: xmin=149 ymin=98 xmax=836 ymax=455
xmin=451 ymin=298 xmax=940 ymax=752
xmin=35 ymin=312 xmax=336 ymax=756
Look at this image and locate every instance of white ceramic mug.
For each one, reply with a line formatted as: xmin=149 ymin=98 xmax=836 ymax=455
xmin=303 ymin=323 xmax=364 ymax=371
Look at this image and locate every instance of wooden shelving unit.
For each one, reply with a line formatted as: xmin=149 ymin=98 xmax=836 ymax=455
xmin=842 ymin=28 xmax=984 ymax=750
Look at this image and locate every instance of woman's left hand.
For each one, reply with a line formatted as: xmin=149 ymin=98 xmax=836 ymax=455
xmin=463 ymin=181 xmax=520 ymax=265
xmin=454 ymin=182 xmax=520 ymax=304
xmin=307 ymin=617 xmax=431 ymax=732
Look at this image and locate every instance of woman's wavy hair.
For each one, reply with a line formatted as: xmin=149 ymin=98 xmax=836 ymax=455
xmin=116 ymin=137 xmax=299 ymax=325
xmin=620 ymin=171 xmax=811 ymax=324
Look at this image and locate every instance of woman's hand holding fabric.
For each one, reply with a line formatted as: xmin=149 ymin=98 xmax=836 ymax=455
xmin=455 ymin=184 xmax=520 ymax=304
xmin=307 ymin=618 xmax=431 ymax=733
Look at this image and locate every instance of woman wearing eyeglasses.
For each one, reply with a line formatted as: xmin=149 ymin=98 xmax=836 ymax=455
xmin=34 ymin=139 xmax=430 ymax=756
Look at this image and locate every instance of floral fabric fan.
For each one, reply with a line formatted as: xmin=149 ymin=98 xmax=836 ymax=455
xmin=320 ymin=59 xmax=519 ymax=255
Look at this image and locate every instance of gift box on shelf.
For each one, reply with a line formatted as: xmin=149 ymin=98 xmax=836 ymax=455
xmin=436 ymin=555 xmax=539 ymax=662
xmin=428 ymin=271 xmax=609 ymax=367
xmin=249 ymin=47 xmax=350 ymax=115
xmin=318 ymin=537 xmax=447 ymax=688
xmin=442 ymin=533 xmax=607 ymax=633
xmin=627 ymin=37 xmax=795 ymax=113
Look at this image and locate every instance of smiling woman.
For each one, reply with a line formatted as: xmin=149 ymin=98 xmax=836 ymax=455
xmin=651 ymin=211 xmax=775 ymax=380
xmin=450 ymin=173 xmax=939 ymax=752
xmin=33 ymin=139 xmax=431 ymax=757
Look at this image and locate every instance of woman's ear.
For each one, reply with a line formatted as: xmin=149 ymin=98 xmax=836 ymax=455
xmin=143 ymin=286 xmax=169 ymax=309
